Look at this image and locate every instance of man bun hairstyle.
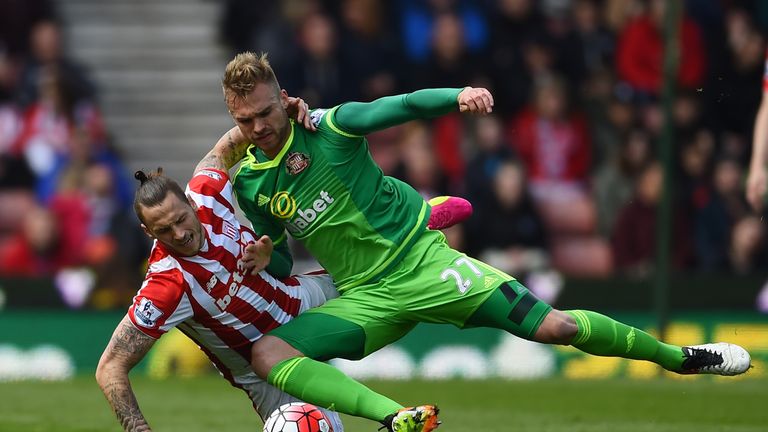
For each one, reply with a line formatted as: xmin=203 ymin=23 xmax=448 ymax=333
xmin=222 ymin=51 xmax=280 ymax=102
xmin=133 ymin=167 xmax=188 ymax=224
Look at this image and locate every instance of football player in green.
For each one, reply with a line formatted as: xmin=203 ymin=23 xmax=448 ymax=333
xmin=205 ymin=52 xmax=751 ymax=432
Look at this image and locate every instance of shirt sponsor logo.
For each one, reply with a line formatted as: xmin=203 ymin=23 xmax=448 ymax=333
xmin=134 ymin=298 xmax=163 ymax=328
xmin=215 ymin=264 xmax=245 ymax=311
xmin=269 ymin=191 xmax=297 ymax=219
xmin=285 ymin=152 xmax=311 ymax=175
xmin=284 ymin=191 xmax=335 ymax=234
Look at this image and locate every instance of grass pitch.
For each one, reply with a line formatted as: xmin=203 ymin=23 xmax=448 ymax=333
xmin=0 ymin=376 xmax=766 ymax=431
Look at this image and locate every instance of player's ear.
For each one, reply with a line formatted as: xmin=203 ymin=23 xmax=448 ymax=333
xmin=186 ymin=195 xmax=198 ymax=210
xmin=140 ymin=224 xmax=154 ymax=240
xmin=280 ymin=89 xmax=289 ymax=109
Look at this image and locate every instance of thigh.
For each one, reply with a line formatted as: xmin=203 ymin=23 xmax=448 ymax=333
xmin=268 ymin=290 xmax=415 ymax=361
xmin=463 ymin=280 xmax=553 ymax=339
xmin=390 ymin=230 xmax=517 ymax=327
xmin=294 ymin=273 xmax=339 ymax=312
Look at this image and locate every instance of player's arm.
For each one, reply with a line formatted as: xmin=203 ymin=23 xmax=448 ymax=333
xmin=198 ymin=97 xmax=314 ymax=173
xmin=195 ymin=126 xmax=250 ymax=174
xmin=332 ymin=87 xmax=493 ymax=136
xmin=95 ymin=315 xmax=157 ymax=432
xmin=748 ymin=92 xmax=768 ymax=211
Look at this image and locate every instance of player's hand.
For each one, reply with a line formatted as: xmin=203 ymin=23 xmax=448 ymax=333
xmin=286 ymin=96 xmax=316 ymax=132
xmin=746 ymin=166 xmax=767 ymax=212
xmin=458 ymin=87 xmax=494 ymax=114
xmin=240 ymin=236 xmax=273 ymax=275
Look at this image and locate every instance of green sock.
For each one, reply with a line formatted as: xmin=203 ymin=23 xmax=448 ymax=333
xmin=268 ymin=357 xmax=403 ymax=422
xmin=565 ymin=310 xmax=685 ymax=371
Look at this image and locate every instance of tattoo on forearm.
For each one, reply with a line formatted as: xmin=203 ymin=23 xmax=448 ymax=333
xmin=100 ymin=320 xmax=156 ymax=431
xmin=104 ymin=380 xmax=151 ymax=432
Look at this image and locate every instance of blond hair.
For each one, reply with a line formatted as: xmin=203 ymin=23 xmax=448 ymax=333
xmin=222 ymin=52 xmax=279 ymax=102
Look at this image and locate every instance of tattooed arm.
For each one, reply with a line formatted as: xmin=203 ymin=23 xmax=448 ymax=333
xmin=96 ymin=315 xmax=157 ymax=432
xmin=194 ymin=126 xmax=251 ymax=174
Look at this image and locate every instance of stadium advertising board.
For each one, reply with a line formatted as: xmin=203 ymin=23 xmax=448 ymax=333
xmin=0 ymin=311 xmax=766 ymax=381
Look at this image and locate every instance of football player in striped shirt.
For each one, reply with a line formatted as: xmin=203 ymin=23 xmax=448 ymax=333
xmin=95 ymin=101 xmax=469 ymax=432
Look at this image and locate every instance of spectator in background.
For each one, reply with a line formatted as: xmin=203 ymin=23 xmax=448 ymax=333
xmin=593 ymin=129 xmax=652 ymax=237
xmin=487 ymin=0 xmax=545 ymax=115
xmin=35 ymin=125 xmax=131 ymax=208
xmin=13 ymin=66 xmax=105 ymax=181
xmin=284 ymin=12 xmax=348 ymax=107
xmin=508 ymin=74 xmax=591 ymax=201
xmin=337 ymin=0 xmax=400 ymax=101
xmin=0 ymin=204 xmax=80 ymax=275
xmin=0 ymin=0 xmax=56 ymax=64
xmin=730 ymin=215 xmax=767 ymax=274
xmin=409 ymin=11 xmax=489 ymax=90
xmin=464 ymin=114 xmax=515 ymax=205
xmin=399 ymin=0 xmax=488 ymax=63
xmin=414 ymin=11 xmax=491 ymax=188
xmin=612 ymin=162 xmax=692 ymax=276
xmin=539 ymin=0 xmax=611 ymax=88
xmin=695 ymin=156 xmax=750 ymax=271
xmin=571 ymin=0 xmax=615 ymax=78
xmin=465 ymin=160 xmax=548 ymax=276
xmin=706 ymin=8 xmax=764 ymax=146
xmin=676 ymin=130 xmax=716 ymax=227
xmin=393 ymin=121 xmax=449 ymax=200
xmin=0 ymin=77 xmax=35 ymax=189
xmin=16 ymin=20 xmax=96 ymax=108
xmin=581 ymin=69 xmax=635 ymax=168
xmin=616 ymin=0 xmax=705 ymax=96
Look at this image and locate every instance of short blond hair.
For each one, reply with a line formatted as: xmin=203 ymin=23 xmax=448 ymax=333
xmin=221 ymin=52 xmax=279 ymax=101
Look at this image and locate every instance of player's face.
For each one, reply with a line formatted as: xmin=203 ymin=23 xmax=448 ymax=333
xmin=140 ymin=192 xmax=205 ymax=256
xmin=227 ymin=83 xmax=291 ymax=159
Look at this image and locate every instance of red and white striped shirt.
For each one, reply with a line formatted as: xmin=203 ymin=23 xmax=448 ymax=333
xmin=128 ymin=168 xmax=308 ymax=385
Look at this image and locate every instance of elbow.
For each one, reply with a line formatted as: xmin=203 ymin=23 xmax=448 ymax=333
xmin=95 ymin=354 xmax=119 ymax=390
xmin=95 ymin=358 xmax=109 ymax=389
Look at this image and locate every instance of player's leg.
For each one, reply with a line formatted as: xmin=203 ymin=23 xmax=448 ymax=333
xmin=251 ymin=291 xmax=432 ymax=429
xmin=543 ymin=309 xmax=750 ymax=374
xmin=466 ymin=281 xmax=751 ymax=375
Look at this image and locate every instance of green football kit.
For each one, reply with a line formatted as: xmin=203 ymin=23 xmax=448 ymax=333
xmin=232 ymin=88 xmax=687 ymax=424
xmin=233 ymin=88 xmax=553 ymax=353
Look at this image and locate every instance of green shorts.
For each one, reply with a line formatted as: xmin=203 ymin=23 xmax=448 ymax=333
xmin=269 ymin=230 xmax=552 ymax=361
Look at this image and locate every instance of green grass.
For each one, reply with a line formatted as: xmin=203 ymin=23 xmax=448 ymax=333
xmin=0 ymin=376 xmax=766 ymax=431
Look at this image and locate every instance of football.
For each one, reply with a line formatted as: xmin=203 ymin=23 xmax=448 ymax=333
xmin=263 ymin=402 xmax=334 ymax=432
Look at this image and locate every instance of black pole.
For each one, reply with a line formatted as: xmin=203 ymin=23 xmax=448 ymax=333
xmin=656 ymin=1 xmax=681 ymax=342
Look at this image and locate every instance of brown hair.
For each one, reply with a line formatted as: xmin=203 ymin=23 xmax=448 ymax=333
xmin=133 ymin=168 xmax=188 ymax=224
xmin=221 ymin=51 xmax=280 ymax=103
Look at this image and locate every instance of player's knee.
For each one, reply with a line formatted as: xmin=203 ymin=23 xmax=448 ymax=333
xmin=534 ymin=310 xmax=577 ymax=345
xmin=250 ymin=335 xmax=302 ymax=379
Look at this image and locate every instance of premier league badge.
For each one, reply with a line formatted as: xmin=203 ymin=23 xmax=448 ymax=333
xmin=286 ymin=152 xmax=311 ymax=175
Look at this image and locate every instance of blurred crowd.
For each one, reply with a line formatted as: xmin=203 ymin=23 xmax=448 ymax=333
xmin=2 ymin=0 xmax=768 ymax=309
xmin=221 ymin=0 xmax=768 ymax=282
xmin=0 ymin=0 xmax=146 ymax=307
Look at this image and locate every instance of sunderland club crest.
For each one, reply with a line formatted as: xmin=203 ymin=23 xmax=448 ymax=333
xmin=285 ymin=152 xmax=311 ymax=175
